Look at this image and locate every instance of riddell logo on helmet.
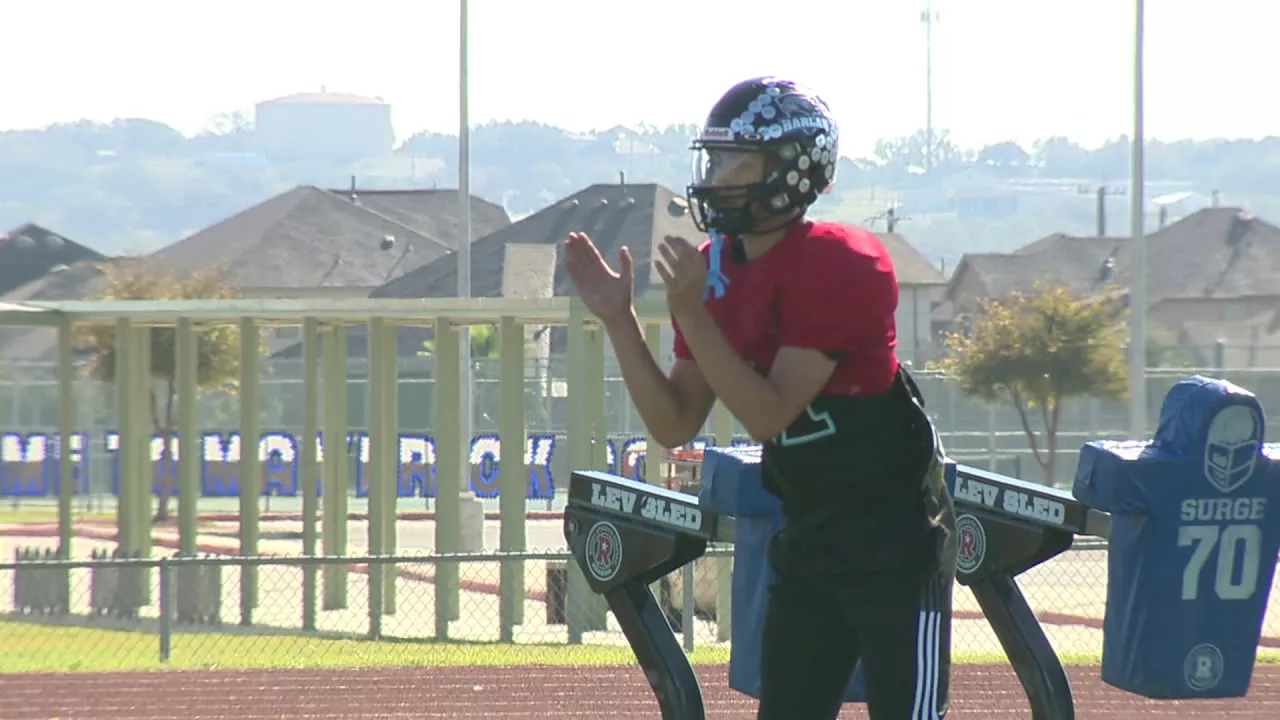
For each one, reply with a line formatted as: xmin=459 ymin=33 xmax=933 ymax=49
xmin=700 ymin=126 xmax=734 ymax=142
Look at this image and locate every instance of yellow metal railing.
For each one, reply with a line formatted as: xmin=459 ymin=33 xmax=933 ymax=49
xmin=0 ymin=296 xmax=736 ymax=643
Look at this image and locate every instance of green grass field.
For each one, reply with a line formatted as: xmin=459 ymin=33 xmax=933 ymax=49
xmin=15 ymin=620 xmax=1268 ymax=675
xmin=0 ymin=622 xmax=733 ymax=673
xmin=0 ymin=508 xmax=116 ymax=525
xmin=3 ymin=622 xmax=1278 ymax=675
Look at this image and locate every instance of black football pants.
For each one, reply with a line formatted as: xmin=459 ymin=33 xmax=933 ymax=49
xmin=756 ymin=563 xmax=954 ymax=720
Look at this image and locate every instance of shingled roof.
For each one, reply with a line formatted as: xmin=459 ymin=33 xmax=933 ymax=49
xmin=946 ymin=236 xmax=1123 ymax=303
xmin=373 ymin=183 xmax=699 ymax=299
xmin=0 ymin=224 xmax=105 ymax=295
xmin=146 ymin=185 xmax=508 ymax=291
xmin=0 ymin=257 xmax=128 ymax=362
xmin=876 ymin=232 xmax=946 ymax=286
xmin=0 ymin=257 xmax=124 ymax=303
xmin=1011 ymin=231 xmax=1128 ymax=256
xmin=1137 ymin=207 xmax=1280 ymax=300
xmin=374 ymin=183 xmax=947 ymax=299
xmin=321 ymin=187 xmax=511 ymax=250
xmin=945 ymin=207 xmax=1280 ymax=308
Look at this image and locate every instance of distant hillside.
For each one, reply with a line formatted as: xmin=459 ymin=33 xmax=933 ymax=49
xmin=3 ymin=117 xmax=1280 ymax=268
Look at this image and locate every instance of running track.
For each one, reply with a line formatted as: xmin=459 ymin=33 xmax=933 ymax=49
xmin=1 ymin=664 xmax=1278 ymax=718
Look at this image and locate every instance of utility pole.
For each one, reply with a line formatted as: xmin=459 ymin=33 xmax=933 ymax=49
xmin=1077 ymin=184 xmax=1127 ymax=237
xmin=863 ymin=204 xmax=908 ymax=234
xmin=920 ymin=1 xmax=939 ymax=171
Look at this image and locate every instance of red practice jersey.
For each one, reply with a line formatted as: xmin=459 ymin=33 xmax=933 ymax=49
xmin=672 ymin=221 xmax=938 ymax=575
xmin=672 ymin=219 xmax=900 ymax=397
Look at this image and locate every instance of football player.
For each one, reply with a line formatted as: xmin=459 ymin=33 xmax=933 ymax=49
xmin=564 ymin=76 xmax=957 ymax=720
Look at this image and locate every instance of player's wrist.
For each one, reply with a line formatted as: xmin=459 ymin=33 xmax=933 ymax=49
xmin=600 ymin=304 xmax=639 ymax=334
xmin=671 ymin=301 xmax=711 ymax=331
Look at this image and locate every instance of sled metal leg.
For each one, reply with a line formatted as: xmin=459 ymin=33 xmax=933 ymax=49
xmin=605 ymin=580 xmax=706 ymax=720
xmin=972 ymin=573 xmax=1075 ymax=720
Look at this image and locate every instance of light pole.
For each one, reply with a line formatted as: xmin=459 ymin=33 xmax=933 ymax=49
xmin=1127 ymin=0 xmax=1147 ymax=440
xmin=920 ymin=1 xmax=939 ymax=171
xmin=458 ymin=0 xmax=474 ymax=483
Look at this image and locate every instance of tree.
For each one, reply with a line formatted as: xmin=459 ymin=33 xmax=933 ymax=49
xmin=79 ymin=260 xmax=244 ymax=521
xmin=16 ymin=117 xmax=1280 ymax=257
xmin=932 ymin=282 xmax=1129 ymax=485
xmin=1030 ymin=136 xmax=1093 ymax=175
xmin=205 ymin=110 xmax=253 ymax=136
xmin=419 ymin=323 xmax=501 ymax=359
xmin=977 ymin=141 xmax=1031 ymax=168
xmin=872 ymin=128 xmax=968 ymax=172
xmin=420 ymin=323 xmax=551 ymax=430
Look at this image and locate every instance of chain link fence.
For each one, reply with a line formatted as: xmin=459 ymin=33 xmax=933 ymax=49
xmin=4 ymin=544 xmax=1279 ymax=672
xmin=7 ymin=348 xmax=1280 ymax=436
xmin=9 ymin=357 xmax=1280 ymax=501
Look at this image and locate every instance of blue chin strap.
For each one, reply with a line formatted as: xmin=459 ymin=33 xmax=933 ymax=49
xmin=703 ymin=230 xmax=731 ymax=301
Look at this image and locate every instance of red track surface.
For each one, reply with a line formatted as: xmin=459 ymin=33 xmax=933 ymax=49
xmin=2 ymin=664 xmax=1278 ymax=719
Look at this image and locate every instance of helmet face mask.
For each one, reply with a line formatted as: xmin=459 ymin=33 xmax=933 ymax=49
xmin=688 ymin=142 xmax=775 ymax=237
xmin=692 ymin=145 xmax=766 ymax=193
xmin=686 ymin=77 xmax=839 ymax=238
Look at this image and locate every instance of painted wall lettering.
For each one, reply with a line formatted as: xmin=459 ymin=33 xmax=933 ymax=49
xmin=0 ymin=431 xmax=740 ymax=500
xmin=0 ymin=432 xmax=87 ymax=496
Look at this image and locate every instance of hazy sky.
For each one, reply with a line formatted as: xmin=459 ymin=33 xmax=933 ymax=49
xmin=2 ymin=0 xmax=1272 ymax=157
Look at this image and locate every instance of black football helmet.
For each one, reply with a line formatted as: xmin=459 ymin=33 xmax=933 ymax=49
xmin=686 ymin=77 xmax=840 ymax=237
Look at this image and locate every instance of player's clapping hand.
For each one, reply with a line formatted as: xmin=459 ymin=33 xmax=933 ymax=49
xmin=563 ymin=231 xmax=635 ymax=325
xmin=656 ymin=235 xmax=708 ymax=317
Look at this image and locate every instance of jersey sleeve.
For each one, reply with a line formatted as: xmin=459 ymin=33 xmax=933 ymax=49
xmin=777 ymin=233 xmax=899 ymax=353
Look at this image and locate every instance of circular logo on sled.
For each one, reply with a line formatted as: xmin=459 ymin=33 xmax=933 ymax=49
xmin=955 ymin=514 xmax=987 ymax=576
xmin=1183 ymin=643 xmax=1225 ymax=692
xmin=584 ymin=521 xmax=624 ymax=583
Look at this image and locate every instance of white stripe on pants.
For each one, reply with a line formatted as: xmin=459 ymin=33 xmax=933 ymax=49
xmin=910 ymin=575 xmax=944 ymax=720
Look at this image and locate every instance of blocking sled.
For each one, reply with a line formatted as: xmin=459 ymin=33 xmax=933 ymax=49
xmin=563 ymin=374 xmax=1277 ymax=719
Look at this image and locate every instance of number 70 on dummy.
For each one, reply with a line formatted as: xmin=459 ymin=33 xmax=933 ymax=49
xmin=1178 ymin=497 xmax=1268 ymax=602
